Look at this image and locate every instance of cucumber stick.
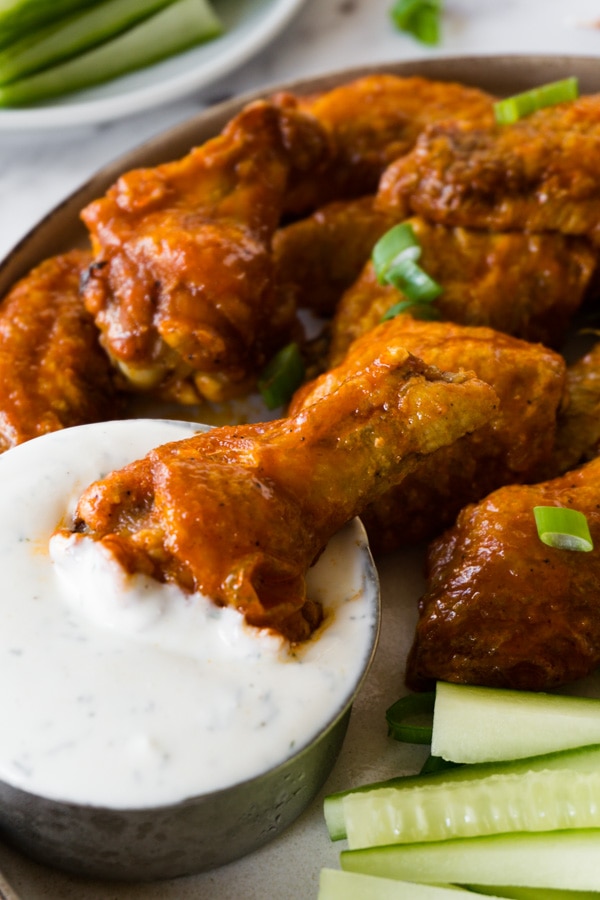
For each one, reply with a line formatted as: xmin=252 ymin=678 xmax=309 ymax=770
xmin=343 ymin=769 xmax=600 ymax=848
xmin=0 ymin=0 xmax=176 ymax=85
xmin=432 ymin=682 xmax=600 ymax=764
xmin=325 ymin=743 xmax=600 ymax=841
xmin=341 ymin=830 xmax=600 ymax=891
xmin=0 ymin=0 xmax=102 ymax=49
xmin=317 ymin=868 xmax=503 ymax=899
xmin=0 ymin=0 xmax=222 ymax=107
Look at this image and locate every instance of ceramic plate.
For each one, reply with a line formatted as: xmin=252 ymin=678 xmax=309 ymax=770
xmin=0 ymin=55 xmax=599 ymax=899
xmin=0 ymin=0 xmax=307 ymax=131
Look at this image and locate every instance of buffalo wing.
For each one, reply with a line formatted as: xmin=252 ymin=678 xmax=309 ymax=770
xmin=63 ymin=348 xmax=497 ymax=641
xmin=407 ymin=456 xmax=600 ymax=691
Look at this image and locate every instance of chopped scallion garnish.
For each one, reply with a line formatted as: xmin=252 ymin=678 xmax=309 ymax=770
xmin=390 ymin=0 xmax=442 ymax=46
xmin=373 ymin=222 xmax=421 ymax=284
xmin=373 ymin=222 xmax=443 ymax=322
xmin=533 ymin=505 xmax=593 ymax=552
xmin=258 ymin=342 xmax=305 ymax=411
xmin=386 ymin=692 xmax=435 ymax=744
xmin=494 ymin=77 xmax=579 ymax=125
xmin=385 ymin=257 xmax=443 ymax=303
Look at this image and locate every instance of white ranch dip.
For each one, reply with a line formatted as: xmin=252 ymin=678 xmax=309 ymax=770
xmin=0 ymin=420 xmax=378 ymax=809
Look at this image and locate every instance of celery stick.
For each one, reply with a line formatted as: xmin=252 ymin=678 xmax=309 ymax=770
xmin=0 ymin=0 xmax=103 ymax=48
xmin=432 ymin=682 xmax=600 ymax=764
xmin=0 ymin=0 xmax=222 ymax=107
xmin=341 ymin=831 xmax=600 ymax=891
xmin=469 ymin=886 xmax=600 ymax=900
xmin=324 ymin=744 xmax=600 ymax=842
xmin=0 ymin=0 xmax=175 ymax=85
xmin=344 ymin=769 xmax=600 ymax=849
xmin=318 ymin=868 xmax=498 ymax=899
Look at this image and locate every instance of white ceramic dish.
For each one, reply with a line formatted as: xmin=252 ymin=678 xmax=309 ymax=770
xmin=0 ymin=0 xmax=307 ymax=131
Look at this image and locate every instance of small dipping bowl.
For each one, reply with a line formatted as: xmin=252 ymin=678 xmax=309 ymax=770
xmin=0 ymin=419 xmax=380 ymax=881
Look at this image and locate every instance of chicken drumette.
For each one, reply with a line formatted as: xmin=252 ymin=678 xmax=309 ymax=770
xmin=61 ymin=346 xmax=497 ymax=642
xmin=0 ymin=250 xmax=118 ymax=452
xmin=376 ymin=94 xmax=600 ymax=239
xmin=80 ymin=98 xmax=331 ymax=405
xmin=292 ymin=316 xmax=565 ymax=550
xmin=328 ymin=217 xmax=596 ymax=362
xmin=407 ymin=455 xmax=600 ymax=692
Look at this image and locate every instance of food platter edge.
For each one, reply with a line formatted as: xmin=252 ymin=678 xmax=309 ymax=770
xmin=1 ymin=53 xmax=599 ymax=297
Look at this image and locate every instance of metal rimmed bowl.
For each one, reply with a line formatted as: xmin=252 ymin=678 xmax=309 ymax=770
xmin=0 ymin=419 xmax=380 ymax=881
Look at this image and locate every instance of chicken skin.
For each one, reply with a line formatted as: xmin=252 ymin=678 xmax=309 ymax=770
xmin=0 ymin=250 xmax=118 ymax=452
xmin=376 ymin=95 xmax=600 ymax=240
xmin=293 ymin=316 xmax=565 ymax=551
xmin=281 ymin=74 xmax=495 ymax=215
xmin=80 ymin=99 xmax=331 ymax=405
xmin=553 ymin=341 xmax=600 ymax=474
xmin=273 ymin=197 xmax=396 ymax=318
xmin=328 ymin=218 xmax=596 ymax=364
xmin=407 ymin=456 xmax=600 ymax=692
xmin=62 ymin=347 xmax=497 ymax=642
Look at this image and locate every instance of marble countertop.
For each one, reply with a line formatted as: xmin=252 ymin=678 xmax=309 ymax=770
xmin=1 ymin=0 xmax=600 ymax=262
xmin=1 ymin=2 xmax=600 ymax=898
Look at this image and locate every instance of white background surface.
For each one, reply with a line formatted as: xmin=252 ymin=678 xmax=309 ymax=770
xmin=1 ymin=1 xmax=600 ymax=898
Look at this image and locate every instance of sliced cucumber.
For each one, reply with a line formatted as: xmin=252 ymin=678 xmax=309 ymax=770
xmin=0 ymin=0 xmax=103 ymax=49
xmin=341 ymin=830 xmax=600 ymax=891
xmin=0 ymin=0 xmax=222 ymax=107
xmin=0 ymin=0 xmax=175 ymax=85
xmin=432 ymin=682 xmax=600 ymax=764
xmin=344 ymin=769 xmax=600 ymax=849
xmin=469 ymin=886 xmax=600 ymax=900
xmin=325 ymin=743 xmax=600 ymax=842
xmin=318 ymin=868 xmax=486 ymax=899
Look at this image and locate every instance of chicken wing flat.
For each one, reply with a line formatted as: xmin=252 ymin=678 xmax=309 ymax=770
xmin=407 ymin=456 xmax=600 ymax=692
xmin=0 ymin=250 xmax=117 ymax=452
xmin=80 ymin=99 xmax=330 ymax=405
xmin=280 ymin=74 xmax=495 ymax=215
xmin=63 ymin=347 xmax=497 ymax=642
xmin=376 ymin=95 xmax=600 ymax=239
xmin=328 ymin=218 xmax=596 ymax=364
xmin=293 ymin=316 xmax=565 ymax=551
xmin=273 ymin=197 xmax=395 ymax=318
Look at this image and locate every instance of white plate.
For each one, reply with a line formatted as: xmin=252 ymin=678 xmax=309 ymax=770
xmin=0 ymin=0 xmax=307 ymax=131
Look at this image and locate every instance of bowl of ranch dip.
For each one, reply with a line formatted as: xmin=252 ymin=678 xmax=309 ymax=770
xmin=0 ymin=419 xmax=380 ymax=881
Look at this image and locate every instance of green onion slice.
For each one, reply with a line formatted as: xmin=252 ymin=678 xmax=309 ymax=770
xmin=386 ymin=257 xmax=443 ymax=302
xmin=386 ymin=692 xmax=435 ymax=744
xmin=373 ymin=222 xmax=421 ymax=284
xmin=533 ymin=505 xmax=594 ymax=552
xmin=390 ymin=0 xmax=442 ymax=46
xmin=494 ymin=77 xmax=579 ymax=125
xmin=258 ymin=342 xmax=305 ymax=411
xmin=381 ymin=298 xmax=440 ymax=322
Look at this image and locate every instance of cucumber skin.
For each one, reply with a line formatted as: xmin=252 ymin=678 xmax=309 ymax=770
xmin=432 ymin=682 xmax=600 ymax=764
xmin=341 ymin=830 xmax=600 ymax=891
xmin=0 ymin=0 xmax=175 ymax=85
xmin=0 ymin=0 xmax=222 ymax=107
xmin=344 ymin=769 xmax=600 ymax=849
xmin=324 ymin=743 xmax=600 ymax=841
xmin=0 ymin=0 xmax=103 ymax=48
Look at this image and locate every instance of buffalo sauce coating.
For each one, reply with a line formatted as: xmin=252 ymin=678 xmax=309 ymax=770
xmin=407 ymin=455 xmax=600 ymax=692
xmin=0 ymin=250 xmax=117 ymax=451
